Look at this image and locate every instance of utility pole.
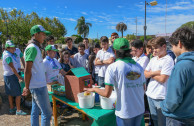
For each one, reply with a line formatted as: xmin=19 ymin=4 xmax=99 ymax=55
xmin=135 ymin=17 xmax=137 ymax=37
xmin=144 ymin=1 xmax=147 ymax=42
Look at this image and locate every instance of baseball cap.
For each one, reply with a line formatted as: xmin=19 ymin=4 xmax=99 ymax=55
xmin=5 ymin=40 xmax=15 ymax=48
xmin=113 ymin=38 xmax=129 ymax=50
xmin=30 ymin=25 xmax=51 ymax=36
xmin=45 ymin=45 xmax=58 ymax=52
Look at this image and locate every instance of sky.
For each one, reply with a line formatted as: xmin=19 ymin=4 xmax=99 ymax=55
xmin=1 ymin=0 xmax=194 ymax=38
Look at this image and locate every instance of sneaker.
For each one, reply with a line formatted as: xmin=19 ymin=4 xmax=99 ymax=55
xmin=16 ymin=110 xmax=27 ymax=115
xmin=9 ymin=107 xmax=17 ymax=114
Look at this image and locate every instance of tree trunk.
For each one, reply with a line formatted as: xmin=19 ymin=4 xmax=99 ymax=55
xmin=122 ymin=30 xmax=123 ymax=38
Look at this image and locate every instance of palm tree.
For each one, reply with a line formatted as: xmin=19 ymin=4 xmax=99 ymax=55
xmin=74 ymin=16 xmax=92 ymax=38
xmin=116 ymin=22 xmax=127 ymax=38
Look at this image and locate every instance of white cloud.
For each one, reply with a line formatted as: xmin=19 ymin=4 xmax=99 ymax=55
xmin=81 ymin=12 xmax=87 ymax=15
xmin=64 ymin=6 xmax=67 ymax=9
xmin=61 ymin=18 xmax=76 ymax=22
xmin=117 ymin=5 xmax=123 ymax=8
xmin=126 ymin=14 xmax=194 ymax=35
xmin=43 ymin=8 xmax=47 ymax=11
xmin=107 ymin=26 xmax=115 ymax=30
xmin=136 ymin=0 xmax=194 ymax=13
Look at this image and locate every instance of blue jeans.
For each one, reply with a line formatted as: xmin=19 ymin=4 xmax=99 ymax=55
xmin=30 ymin=86 xmax=52 ymax=126
xmin=147 ymin=97 xmax=166 ymax=126
xmin=116 ymin=114 xmax=143 ymax=126
xmin=166 ymin=117 xmax=194 ymax=126
xmin=98 ymin=76 xmax=105 ymax=87
xmin=94 ymin=74 xmax=98 ymax=84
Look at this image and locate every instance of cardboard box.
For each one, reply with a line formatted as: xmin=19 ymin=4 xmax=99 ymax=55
xmin=65 ymin=67 xmax=93 ymax=103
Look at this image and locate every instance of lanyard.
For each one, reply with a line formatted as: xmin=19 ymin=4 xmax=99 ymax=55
xmin=6 ymin=51 xmax=17 ymax=63
xmin=46 ymin=56 xmax=58 ymax=69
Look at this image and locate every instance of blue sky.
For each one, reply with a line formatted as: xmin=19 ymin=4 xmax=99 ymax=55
xmin=1 ymin=0 xmax=194 ymax=38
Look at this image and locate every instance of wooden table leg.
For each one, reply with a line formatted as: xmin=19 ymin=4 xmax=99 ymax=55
xmin=82 ymin=113 xmax=86 ymax=121
xmin=52 ymin=96 xmax=58 ymax=126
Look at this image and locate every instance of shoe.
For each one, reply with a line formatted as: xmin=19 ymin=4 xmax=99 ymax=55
xmin=9 ymin=107 xmax=17 ymax=114
xmin=16 ymin=110 xmax=27 ymax=115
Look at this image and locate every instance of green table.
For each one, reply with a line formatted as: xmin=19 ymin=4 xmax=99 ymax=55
xmin=48 ymin=92 xmax=116 ymax=126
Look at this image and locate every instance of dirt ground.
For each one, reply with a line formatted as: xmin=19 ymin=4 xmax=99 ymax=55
xmin=0 ymin=59 xmax=92 ymax=126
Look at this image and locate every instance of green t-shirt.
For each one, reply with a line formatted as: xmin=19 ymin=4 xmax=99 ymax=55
xmin=25 ymin=47 xmax=37 ymax=62
xmin=5 ymin=57 xmax=13 ymax=64
xmin=20 ymin=52 xmax=24 ymax=58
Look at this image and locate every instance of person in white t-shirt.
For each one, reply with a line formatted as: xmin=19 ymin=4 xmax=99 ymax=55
xmin=43 ymin=45 xmax=66 ymax=85
xmin=94 ymin=36 xmax=115 ymax=87
xmin=85 ymin=38 xmax=145 ymax=126
xmin=131 ymin=40 xmax=149 ymax=70
xmin=144 ymin=37 xmax=174 ymax=126
xmin=2 ymin=40 xmax=26 ymax=115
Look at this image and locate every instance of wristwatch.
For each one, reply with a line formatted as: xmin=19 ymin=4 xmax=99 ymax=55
xmin=100 ymin=60 xmax=103 ymax=64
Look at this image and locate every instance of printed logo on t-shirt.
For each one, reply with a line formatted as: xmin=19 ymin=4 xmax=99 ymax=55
xmin=126 ymin=71 xmax=141 ymax=80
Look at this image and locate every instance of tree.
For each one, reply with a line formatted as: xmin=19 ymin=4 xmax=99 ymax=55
xmin=116 ymin=22 xmax=127 ymax=38
xmin=179 ymin=21 xmax=194 ymax=30
xmin=71 ymin=34 xmax=83 ymax=44
xmin=126 ymin=34 xmax=136 ymax=41
xmin=74 ymin=16 xmax=92 ymax=38
xmin=0 ymin=8 xmax=67 ymax=50
xmin=140 ymin=35 xmax=152 ymax=42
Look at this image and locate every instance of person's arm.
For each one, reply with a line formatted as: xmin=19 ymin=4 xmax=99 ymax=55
xmin=68 ymin=60 xmax=74 ymax=68
xmin=22 ymin=47 xmax=37 ymax=96
xmin=23 ymin=61 xmax=33 ymax=95
xmin=20 ymin=52 xmax=25 ymax=68
xmin=161 ymin=67 xmax=185 ymax=113
xmin=20 ymin=57 xmax=25 ymax=68
xmin=144 ymin=70 xmax=161 ymax=78
xmin=59 ymin=69 xmax=66 ymax=76
xmin=152 ymin=75 xmax=169 ymax=84
xmin=94 ymin=57 xmax=104 ymax=65
xmin=84 ymin=85 xmax=113 ymax=97
xmin=8 ymin=62 xmax=23 ymax=81
xmin=102 ymin=57 xmax=114 ymax=64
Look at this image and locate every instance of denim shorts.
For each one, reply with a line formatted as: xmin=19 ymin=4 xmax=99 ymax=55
xmin=4 ymin=74 xmax=21 ymax=96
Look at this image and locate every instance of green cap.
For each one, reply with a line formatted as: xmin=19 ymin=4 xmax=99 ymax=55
xmin=45 ymin=45 xmax=58 ymax=52
xmin=5 ymin=40 xmax=15 ymax=48
xmin=30 ymin=25 xmax=51 ymax=36
xmin=113 ymin=38 xmax=129 ymax=50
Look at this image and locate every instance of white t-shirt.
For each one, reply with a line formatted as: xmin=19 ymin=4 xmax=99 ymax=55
xmin=43 ymin=57 xmax=62 ymax=83
xmin=15 ymin=48 xmax=23 ymax=69
xmin=105 ymin=58 xmax=145 ymax=119
xmin=3 ymin=51 xmax=19 ymax=76
xmin=133 ymin=53 xmax=149 ymax=70
xmin=73 ymin=53 xmax=88 ymax=70
xmin=145 ymin=55 xmax=174 ymax=99
xmin=96 ymin=48 xmax=115 ymax=77
xmin=24 ymin=43 xmax=47 ymax=89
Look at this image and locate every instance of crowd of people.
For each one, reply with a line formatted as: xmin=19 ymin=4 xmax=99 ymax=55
xmin=2 ymin=24 xmax=194 ymax=126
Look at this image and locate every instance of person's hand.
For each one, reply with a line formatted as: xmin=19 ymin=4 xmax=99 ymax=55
xmin=84 ymin=88 xmax=95 ymax=92
xmin=18 ymin=68 xmax=24 ymax=72
xmin=22 ymin=87 xmax=30 ymax=96
xmin=18 ymin=76 xmax=24 ymax=82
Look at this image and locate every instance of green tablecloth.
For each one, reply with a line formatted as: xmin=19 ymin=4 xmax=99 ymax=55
xmin=48 ymin=92 xmax=116 ymax=126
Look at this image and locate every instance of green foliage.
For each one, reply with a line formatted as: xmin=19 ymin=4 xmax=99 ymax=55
xmin=140 ymin=35 xmax=152 ymax=42
xmin=72 ymin=34 xmax=83 ymax=44
xmin=126 ymin=34 xmax=136 ymax=41
xmin=116 ymin=22 xmax=127 ymax=38
xmin=55 ymin=37 xmax=66 ymax=44
xmin=93 ymin=38 xmax=100 ymax=44
xmin=74 ymin=16 xmax=92 ymax=38
xmin=179 ymin=21 xmax=194 ymax=30
xmin=0 ymin=8 xmax=67 ymax=49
